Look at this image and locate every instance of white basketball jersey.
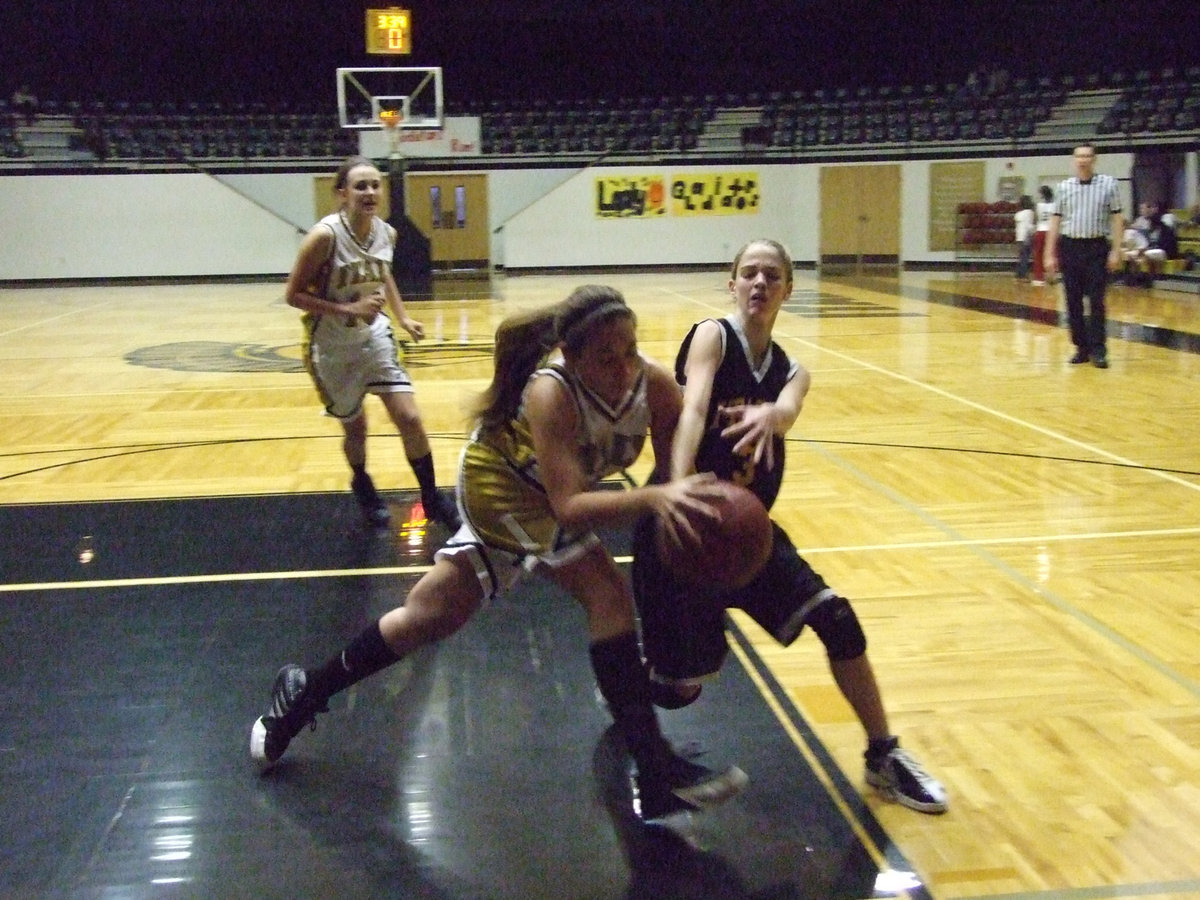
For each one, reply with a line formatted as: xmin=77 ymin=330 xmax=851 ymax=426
xmin=526 ymin=361 xmax=650 ymax=486
xmin=304 ymin=212 xmax=396 ymax=344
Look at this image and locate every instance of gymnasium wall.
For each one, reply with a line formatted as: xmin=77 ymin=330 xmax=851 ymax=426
xmin=0 ymin=152 xmax=1136 ymax=281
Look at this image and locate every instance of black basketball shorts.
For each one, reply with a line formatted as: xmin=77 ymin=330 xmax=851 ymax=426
xmin=632 ymin=516 xmax=831 ymax=683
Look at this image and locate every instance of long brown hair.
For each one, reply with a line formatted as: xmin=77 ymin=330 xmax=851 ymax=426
xmin=472 ymin=285 xmax=635 ymax=436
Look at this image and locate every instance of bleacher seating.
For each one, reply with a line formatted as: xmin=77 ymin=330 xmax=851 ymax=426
xmin=1 ymin=65 xmax=1197 ymax=164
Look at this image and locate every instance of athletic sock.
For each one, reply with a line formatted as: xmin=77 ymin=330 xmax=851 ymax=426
xmin=589 ymin=631 xmax=671 ymax=776
xmin=866 ymin=735 xmax=899 ymax=764
xmin=305 ymin=619 xmax=399 ymax=703
xmin=408 ymin=452 xmax=440 ymax=506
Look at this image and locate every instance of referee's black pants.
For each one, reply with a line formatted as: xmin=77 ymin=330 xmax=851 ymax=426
xmin=1059 ymin=237 xmax=1110 ymax=356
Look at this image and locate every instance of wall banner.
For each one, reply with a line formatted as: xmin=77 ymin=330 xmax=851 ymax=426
xmin=670 ymin=173 xmax=759 ymax=216
xmin=595 ymin=176 xmax=666 ymax=218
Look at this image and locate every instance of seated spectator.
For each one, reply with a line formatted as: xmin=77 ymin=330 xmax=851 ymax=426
xmin=1129 ymin=201 xmax=1154 ymax=234
xmin=1123 ymin=206 xmax=1178 ymax=285
xmin=11 ymin=84 xmax=37 ymax=125
xmin=1143 ymin=209 xmax=1179 ymax=278
xmin=1121 ymin=226 xmax=1150 ymax=283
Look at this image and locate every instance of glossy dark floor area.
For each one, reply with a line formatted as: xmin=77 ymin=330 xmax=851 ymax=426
xmin=0 ymin=493 xmax=927 ymax=900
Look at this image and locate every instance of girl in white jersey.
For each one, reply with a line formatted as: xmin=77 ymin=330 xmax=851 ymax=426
xmin=251 ymin=285 xmax=747 ymax=821
xmin=286 ymin=155 xmax=457 ymax=530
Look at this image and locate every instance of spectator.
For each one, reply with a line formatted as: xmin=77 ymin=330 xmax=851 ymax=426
xmin=1130 ymin=201 xmax=1154 ymax=234
xmin=11 ymin=84 xmax=37 ymax=125
xmin=1141 ymin=205 xmax=1179 ymax=282
xmin=1032 ymin=186 xmax=1055 ymax=285
xmin=1120 ymin=226 xmax=1150 ymax=284
xmin=1014 ymin=195 xmax=1036 ymax=280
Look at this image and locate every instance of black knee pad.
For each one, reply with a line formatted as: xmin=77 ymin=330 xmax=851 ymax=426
xmin=648 ymin=679 xmax=703 ymax=710
xmin=807 ymin=595 xmax=867 ymax=661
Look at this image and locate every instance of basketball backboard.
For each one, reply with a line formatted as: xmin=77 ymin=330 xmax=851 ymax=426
xmin=336 ymin=66 xmax=444 ymax=130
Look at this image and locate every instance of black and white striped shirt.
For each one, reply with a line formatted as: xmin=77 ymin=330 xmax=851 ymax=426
xmin=1052 ymin=174 xmax=1122 ymax=238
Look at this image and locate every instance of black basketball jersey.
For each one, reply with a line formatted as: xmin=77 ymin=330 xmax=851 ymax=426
xmin=675 ymin=316 xmax=796 ymax=511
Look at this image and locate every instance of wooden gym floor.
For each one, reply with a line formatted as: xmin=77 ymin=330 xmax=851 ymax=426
xmin=1 ymin=267 xmax=1198 ymax=899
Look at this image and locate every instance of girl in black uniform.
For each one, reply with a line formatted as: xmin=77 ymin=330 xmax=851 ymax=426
xmin=634 ymin=239 xmax=948 ymax=814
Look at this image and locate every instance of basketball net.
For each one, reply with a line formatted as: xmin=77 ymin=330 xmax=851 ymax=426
xmin=380 ymin=109 xmax=403 ymax=159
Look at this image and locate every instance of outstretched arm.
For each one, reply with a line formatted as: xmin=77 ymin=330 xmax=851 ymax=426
xmin=670 ymin=320 xmax=722 ymax=480
xmin=644 ymin=358 xmax=683 ymax=483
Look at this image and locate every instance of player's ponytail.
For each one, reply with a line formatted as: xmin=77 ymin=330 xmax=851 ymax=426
xmin=472 ymin=306 xmax=560 ymax=436
xmin=472 ymin=285 xmax=634 ymax=437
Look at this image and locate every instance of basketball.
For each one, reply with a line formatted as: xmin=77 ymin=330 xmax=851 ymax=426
xmin=654 ymin=481 xmax=773 ymax=591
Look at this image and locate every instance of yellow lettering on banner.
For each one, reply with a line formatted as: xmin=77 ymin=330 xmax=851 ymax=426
xmin=670 ymin=173 xmax=760 ymax=216
xmin=595 ymin=176 xmax=666 ymax=218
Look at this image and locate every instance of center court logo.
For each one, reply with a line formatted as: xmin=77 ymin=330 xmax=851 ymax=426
xmin=124 ymin=340 xmax=490 ymax=373
xmin=124 ymin=342 xmax=304 ymax=373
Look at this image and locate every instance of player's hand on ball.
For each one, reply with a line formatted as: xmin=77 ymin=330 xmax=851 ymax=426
xmin=654 ymin=480 xmax=774 ymax=590
xmin=654 ymin=472 xmax=724 ymax=549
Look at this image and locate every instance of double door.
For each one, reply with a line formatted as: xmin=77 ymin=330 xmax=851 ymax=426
xmin=818 ymin=164 xmax=901 ymax=273
xmin=404 ymin=173 xmax=489 ymax=270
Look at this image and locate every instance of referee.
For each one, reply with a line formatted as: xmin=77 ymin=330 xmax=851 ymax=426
xmin=1044 ymin=144 xmax=1124 ymax=369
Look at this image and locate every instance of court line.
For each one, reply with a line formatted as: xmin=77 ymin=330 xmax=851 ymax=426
xmin=727 ymin=635 xmax=928 ymax=900
xmin=953 ymin=880 xmax=1200 ymax=900
xmin=809 ymin=440 xmax=1200 ymax=700
xmin=796 ymin=524 xmax=1200 ymax=553
xmin=0 ymin=298 xmax=118 ymax=340
xmin=792 ymin=336 xmax=1200 ymax=493
xmin=0 ymin=566 xmax=430 ymax=593
xmin=4 ymin=523 xmax=1197 ymax=594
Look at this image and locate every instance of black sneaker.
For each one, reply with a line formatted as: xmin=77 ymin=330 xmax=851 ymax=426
xmin=865 ymin=740 xmax=948 ymax=814
xmin=634 ymin=751 xmax=748 ymax=821
xmin=249 ymin=664 xmax=328 ymax=771
xmin=423 ymin=489 xmax=462 ymax=531
xmin=351 ymin=471 xmax=390 ymax=527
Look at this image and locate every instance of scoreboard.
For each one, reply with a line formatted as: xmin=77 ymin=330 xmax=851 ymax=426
xmin=365 ymin=8 xmax=411 ymax=55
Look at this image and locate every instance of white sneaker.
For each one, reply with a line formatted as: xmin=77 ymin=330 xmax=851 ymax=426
xmin=865 ymin=743 xmax=948 ymax=814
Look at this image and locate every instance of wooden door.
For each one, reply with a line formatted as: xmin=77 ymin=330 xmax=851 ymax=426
xmin=818 ymin=164 xmax=901 ymax=273
xmin=404 ymin=173 xmax=490 ymax=270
